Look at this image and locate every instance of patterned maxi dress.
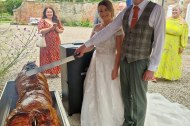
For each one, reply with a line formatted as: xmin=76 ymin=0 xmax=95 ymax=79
xmin=155 ymin=18 xmax=188 ymax=80
xmin=38 ymin=19 xmax=63 ymax=74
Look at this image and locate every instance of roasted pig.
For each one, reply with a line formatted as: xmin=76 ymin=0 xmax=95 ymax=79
xmin=6 ymin=62 xmax=61 ymax=126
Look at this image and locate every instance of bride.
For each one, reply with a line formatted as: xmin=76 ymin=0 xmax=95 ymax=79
xmin=79 ymin=1 xmax=190 ymax=126
xmin=80 ymin=1 xmax=124 ymax=126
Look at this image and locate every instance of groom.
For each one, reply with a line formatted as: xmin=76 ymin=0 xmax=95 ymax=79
xmin=75 ymin=0 xmax=165 ymax=126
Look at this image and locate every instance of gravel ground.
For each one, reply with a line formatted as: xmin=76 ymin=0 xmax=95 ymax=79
xmin=0 ymin=24 xmax=190 ymax=125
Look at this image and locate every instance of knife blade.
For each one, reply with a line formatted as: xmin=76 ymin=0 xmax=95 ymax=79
xmin=25 ymin=55 xmax=76 ymax=77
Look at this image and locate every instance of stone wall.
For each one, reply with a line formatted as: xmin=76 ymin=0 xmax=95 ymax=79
xmin=60 ymin=2 xmax=97 ymax=23
xmin=13 ymin=1 xmax=122 ymax=24
xmin=13 ymin=1 xmax=61 ymax=24
xmin=13 ymin=0 xmax=190 ymax=25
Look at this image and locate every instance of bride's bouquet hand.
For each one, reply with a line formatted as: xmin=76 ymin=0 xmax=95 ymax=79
xmin=111 ymin=68 xmax=118 ymax=80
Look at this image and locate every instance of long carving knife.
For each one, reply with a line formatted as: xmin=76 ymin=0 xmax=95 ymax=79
xmin=25 ymin=55 xmax=76 ymax=77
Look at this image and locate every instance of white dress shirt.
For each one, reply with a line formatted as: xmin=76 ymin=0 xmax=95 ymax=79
xmin=85 ymin=0 xmax=165 ymax=71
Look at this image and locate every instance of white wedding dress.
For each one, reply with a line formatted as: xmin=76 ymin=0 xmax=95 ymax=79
xmin=81 ymin=31 xmax=124 ymax=126
xmin=80 ymin=32 xmax=190 ymax=126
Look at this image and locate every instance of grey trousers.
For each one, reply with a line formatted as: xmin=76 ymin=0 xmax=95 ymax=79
xmin=120 ymin=58 xmax=148 ymax=126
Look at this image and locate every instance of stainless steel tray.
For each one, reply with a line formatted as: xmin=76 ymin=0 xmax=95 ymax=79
xmin=0 ymin=81 xmax=70 ymax=126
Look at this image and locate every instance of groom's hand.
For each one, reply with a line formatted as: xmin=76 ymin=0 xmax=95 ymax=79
xmin=74 ymin=44 xmax=86 ymax=57
xmin=143 ymin=70 xmax=154 ymax=81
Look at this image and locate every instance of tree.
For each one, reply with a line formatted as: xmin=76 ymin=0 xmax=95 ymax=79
xmin=4 ymin=0 xmax=23 ymax=15
xmin=0 ymin=1 xmax=6 ymax=14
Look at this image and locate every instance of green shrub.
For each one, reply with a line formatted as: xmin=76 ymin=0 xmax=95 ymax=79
xmin=0 ymin=13 xmax=13 ymax=23
xmin=4 ymin=0 xmax=23 ymax=15
xmin=80 ymin=19 xmax=92 ymax=27
xmin=0 ymin=17 xmax=12 ymax=21
xmin=1 ymin=13 xmax=11 ymax=17
xmin=63 ymin=20 xmax=93 ymax=27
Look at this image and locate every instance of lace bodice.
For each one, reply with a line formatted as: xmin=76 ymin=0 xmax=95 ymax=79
xmin=94 ymin=29 xmax=123 ymax=54
xmin=95 ymin=35 xmax=116 ymax=54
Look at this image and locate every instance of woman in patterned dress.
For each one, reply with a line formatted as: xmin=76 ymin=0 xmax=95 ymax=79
xmin=155 ymin=4 xmax=188 ymax=80
xmin=38 ymin=7 xmax=64 ymax=78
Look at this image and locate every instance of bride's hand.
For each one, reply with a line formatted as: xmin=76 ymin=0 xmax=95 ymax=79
xmin=74 ymin=44 xmax=86 ymax=57
xmin=111 ymin=68 xmax=118 ymax=80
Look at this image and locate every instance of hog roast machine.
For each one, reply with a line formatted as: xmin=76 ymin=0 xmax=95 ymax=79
xmin=0 ymin=81 xmax=70 ymax=126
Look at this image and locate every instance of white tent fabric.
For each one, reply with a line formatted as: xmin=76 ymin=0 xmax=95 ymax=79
xmin=185 ymin=3 xmax=190 ymax=37
xmin=145 ymin=93 xmax=190 ymax=126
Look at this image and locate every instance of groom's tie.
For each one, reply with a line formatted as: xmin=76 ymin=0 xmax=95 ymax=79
xmin=131 ymin=6 xmax=140 ymax=29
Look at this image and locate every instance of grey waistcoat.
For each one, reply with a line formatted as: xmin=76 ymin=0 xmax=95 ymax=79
xmin=121 ymin=1 xmax=156 ymax=63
